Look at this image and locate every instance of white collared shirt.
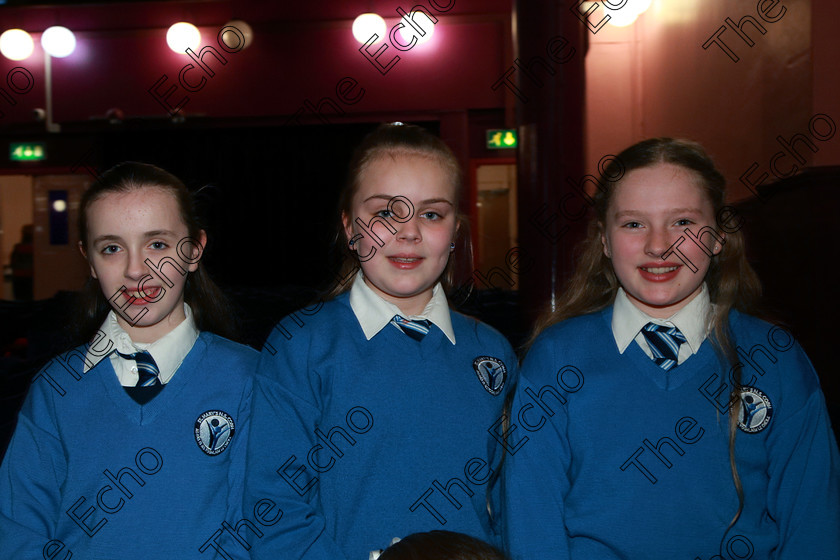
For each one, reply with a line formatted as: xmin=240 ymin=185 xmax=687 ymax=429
xmin=84 ymin=303 xmax=200 ymax=386
xmin=611 ymin=285 xmax=711 ymax=365
xmin=348 ymin=270 xmax=456 ymax=345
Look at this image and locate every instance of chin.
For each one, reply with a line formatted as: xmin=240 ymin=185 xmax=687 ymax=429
xmin=387 ymin=280 xmax=427 ymax=295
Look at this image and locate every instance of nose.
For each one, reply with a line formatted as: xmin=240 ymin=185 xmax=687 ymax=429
xmin=645 ymin=226 xmax=672 ymax=259
xmin=396 ymin=217 xmax=421 ymax=242
xmin=124 ymin=248 xmax=149 ymax=281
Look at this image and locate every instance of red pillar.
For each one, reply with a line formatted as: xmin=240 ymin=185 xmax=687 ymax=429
xmin=513 ymin=0 xmax=588 ymax=325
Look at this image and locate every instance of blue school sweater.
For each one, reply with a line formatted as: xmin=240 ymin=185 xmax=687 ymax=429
xmin=245 ymin=293 xmax=518 ymax=560
xmin=501 ymin=307 xmax=840 ymax=560
xmin=0 ymin=332 xmax=257 ymax=559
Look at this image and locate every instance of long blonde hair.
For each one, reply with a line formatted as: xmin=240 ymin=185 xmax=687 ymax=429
xmin=529 ymin=137 xmax=763 ymax=534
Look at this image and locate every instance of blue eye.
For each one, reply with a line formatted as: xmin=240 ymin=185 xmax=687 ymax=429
xmin=422 ymin=211 xmax=441 ymax=220
xmin=623 ymin=221 xmax=642 ymax=229
xmin=150 ymin=241 xmax=168 ymax=250
xmin=675 ymin=218 xmax=694 ymax=227
xmin=375 ymin=209 xmax=393 ymax=219
xmin=101 ymin=245 xmax=121 ymax=255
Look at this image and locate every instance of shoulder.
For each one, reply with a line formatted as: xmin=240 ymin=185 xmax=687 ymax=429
xmin=263 ymin=293 xmax=355 ymax=349
xmin=21 ymin=343 xmax=93 ymax=412
xmin=450 ymin=309 xmax=514 ymax=349
xmin=528 ymin=310 xmax=608 ymax=357
xmin=257 ymin=294 xmax=357 ymax=384
xmin=728 ymin=310 xmax=822 ymax=408
xmin=198 ymin=331 xmax=258 ymax=357
xmin=195 ymin=332 xmax=259 ymax=375
xmin=728 ymin=310 xmax=809 ymax=367
xmin=727 ymin=310 xmax=811 ymax=361
xmin=518 ymin=310 xmax=608 ymax=385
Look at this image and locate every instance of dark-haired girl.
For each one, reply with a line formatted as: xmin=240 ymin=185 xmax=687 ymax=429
xmin=502 ymin=139 xmax=840 ymax=559
xmin=0 ymin=162 xmax=256 ymax=558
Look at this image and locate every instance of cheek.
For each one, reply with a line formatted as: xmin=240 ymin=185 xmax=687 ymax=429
xmin=608 ymin=233 xmax=638 ymax=264
xmin=431 ymin=224 xmax=456 ymax=254
xmin=354 ymin=235 xmax=380 ymax=258
xmin=681 ymin=238 xmax=715 ymax=270
xmin=89 ymin=257 xmax=112 ymax=280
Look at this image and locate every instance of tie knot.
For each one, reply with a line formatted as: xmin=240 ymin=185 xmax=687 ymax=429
xmin=391 ymin=315 xmax=432 ymax=341
xmin=640 ymin=323 xmax=686 ymax=371
xmin=642 ymin=322 xmax=686 ymax=343
xmin=117 ymin=350 xmax=161 ymax=387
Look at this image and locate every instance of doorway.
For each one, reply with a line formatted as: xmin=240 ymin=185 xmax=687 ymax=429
xmin=470 ymin=159 xmax=518 ymax=289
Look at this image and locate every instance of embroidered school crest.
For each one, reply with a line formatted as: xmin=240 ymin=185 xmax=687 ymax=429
xmin=194 ymin=410 xmax=235 ymax=456
xmin=737 ymin=387 xmax=773 ymax=433
xmin=472 ymin=356 xmax=507 ymax=396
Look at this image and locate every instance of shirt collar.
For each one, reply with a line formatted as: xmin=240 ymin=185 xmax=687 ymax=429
xmin=611 ymin=284 xmax=711 ymax=355
xmin=348 ymin=270 xmax=456 ymax=345
xmin=85 ymin=303 xmax=200 ymax=384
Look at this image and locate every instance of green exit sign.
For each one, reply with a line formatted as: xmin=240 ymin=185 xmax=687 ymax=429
xmin=10 ymin=142 xmax=46 ymax=161
xmin=486 ymin=129 xmax=517 ymax=149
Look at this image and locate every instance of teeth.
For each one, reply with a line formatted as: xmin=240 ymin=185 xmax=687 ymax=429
xmin=392 ymin=258 xmax=418 ymax=263
xmin=125 ymin=288 xmax=158 ymax=297
xmin=643 ymin=266 xmax=678 ymax=274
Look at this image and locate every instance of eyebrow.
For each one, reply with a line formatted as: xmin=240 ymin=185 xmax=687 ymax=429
xmin=92 ymin=234 xmax=123 ymax=245
xmin=362 ymin=194 xmax=454 ymax=206
xmin=614 ymin=208 xmax=704 ymax=219
xmin=143 ymin=229 xmax=179 ymax=238
xmin=91 ymin=230 xmax=179 ymax=244
xmin=420 ymin=198 xmax=454 ymax=206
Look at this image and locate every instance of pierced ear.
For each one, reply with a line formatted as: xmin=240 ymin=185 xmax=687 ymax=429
xmin=341 ymin=212 xmax=355 ymax=250
xmin=712 ymin=232 xmax=726 ymax=256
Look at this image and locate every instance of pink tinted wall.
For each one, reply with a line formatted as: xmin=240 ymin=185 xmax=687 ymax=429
xmin=585 ymin=0 xmax=822 ymax=202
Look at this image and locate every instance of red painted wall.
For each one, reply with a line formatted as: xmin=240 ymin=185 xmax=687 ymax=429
xmin=0 ymin=0 xmax=511 ymax=126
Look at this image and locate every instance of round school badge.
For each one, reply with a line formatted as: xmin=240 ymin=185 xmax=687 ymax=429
xmin=737 ymin=387 xmax=773 ymax=433
xmin=473 ymin=356 xmax=507 ymax=396
xmin=195 ymin=410 xmax=235 ymax=456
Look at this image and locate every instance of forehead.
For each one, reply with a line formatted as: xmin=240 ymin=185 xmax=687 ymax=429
xmin=356 ymin=152 xmax=456 ymax=200
xmin=86 ymin=187 xmax=186 ymax=232
xmin=610 ymin=163 xmax=711 ymax=212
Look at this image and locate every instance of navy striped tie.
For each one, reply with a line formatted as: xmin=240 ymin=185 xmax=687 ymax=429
xmin=118 ymin=350 xmax=161 ymax=387
xmin=640 ymin=323 xmax=686 ymax=371
xmin=391 ymin=315 xmax=431 ymax=341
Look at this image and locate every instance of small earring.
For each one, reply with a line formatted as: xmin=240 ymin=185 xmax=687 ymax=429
xmin=349 ymin=238 xmax=356 ymax=249
xmin=450 ymin=242 xmax=455 ymax=251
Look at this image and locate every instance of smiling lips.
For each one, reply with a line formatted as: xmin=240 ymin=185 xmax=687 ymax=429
xmin=388 ymin=255 xmax=424 ymax=270
xmin=638 ymin=263 xmax=681 ymax=282
xmin=122 ymin=286 xmax=162 ymax=305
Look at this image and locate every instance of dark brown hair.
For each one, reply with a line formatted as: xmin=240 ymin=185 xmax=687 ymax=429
xmin=326 ymin=122 xmax=469 ymax=299
xmin=377 ymin=531 xmax=509 ymax=560
xmin=76 ymin=161 xmax=237 ymax=343
xmin=527 ymin=137 xmax=763 ymax=533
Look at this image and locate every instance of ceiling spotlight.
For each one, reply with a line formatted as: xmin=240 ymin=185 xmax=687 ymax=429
xmin=0 ymin=29 xmax=35 ymax=61
xmin=41 ymin=26 xmax=77 ymax=58
xmin=398 ymin=13 xmax=435 ymax=45
xmin=352 ymin=13 xmax=386 ymax=44
xmin=606 ymin=0 xmax=652 ymax=27
xmin=166 ymin=22 xmax=201 ymax=53
xmin=221 ymin=20 xmax=253 ymax=50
